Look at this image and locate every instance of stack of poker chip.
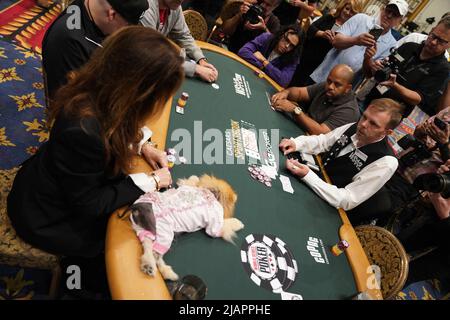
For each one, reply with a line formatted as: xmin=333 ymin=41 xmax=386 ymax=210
xmin=248 ymin=164 xmax=272 ymax=187
xmin=166 ymin=148 xmax=187 ymax=169
xmin=177 ymin=92 xmax=189 ymax=108
xmin=330 ymin=240 xmax=349 ymax=256
xmin=240 ymin=234 xmax=298 ymax=293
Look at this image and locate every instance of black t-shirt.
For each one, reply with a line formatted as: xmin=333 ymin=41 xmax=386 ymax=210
xmin=273 ymin=0 xmax=319 ymax=26
xmin=227 ymin=13 xmax=280 ymax=53
xmin=366 ymin=41 xmax=450 ymax=116
xmin=290 ymin=13 xmax=336 ymax=86
xmin=42 ymin=0 xmax=105 ymax=99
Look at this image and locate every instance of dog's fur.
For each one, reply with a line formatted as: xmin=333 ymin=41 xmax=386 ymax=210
xmin=130 ymin=175 xmax=244 ymax=280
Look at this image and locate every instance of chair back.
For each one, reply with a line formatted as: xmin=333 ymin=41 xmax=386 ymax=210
xmin=183 ymin=10 xmax=208 ymax=41
xmin=355 ymin=225 xmax=409 ymax=300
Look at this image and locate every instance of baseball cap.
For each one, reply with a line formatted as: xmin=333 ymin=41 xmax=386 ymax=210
xmin=387 ymin=0 xmax=409 ymax=17
xmin=107 ymin=0 xmax=149 ymax=24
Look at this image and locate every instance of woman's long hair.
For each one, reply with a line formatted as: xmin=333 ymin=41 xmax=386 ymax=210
xmin=48 ymin=26 xmax=184 ymax=176
xmin=263 ymin=25 xmax=305 ymax=66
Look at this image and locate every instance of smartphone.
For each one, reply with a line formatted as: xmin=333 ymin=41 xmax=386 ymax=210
xmin=287 ymin=151 xmax=302 ymax=161
xmin=434 ymin=117 xmax=448 ymax=131
xmin=369 ymin=26 xmax=383 ymax=41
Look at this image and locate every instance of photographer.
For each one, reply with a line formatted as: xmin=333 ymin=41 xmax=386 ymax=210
xmin=362 ymin=16 xmax=450 ymax=116
xmin=380 ymin=107 xmax=450 ymax=230
xmin=222 ymin=0 xmax=281 ymax=53
xmin=397 ymin=159 xmax=450 ymax=286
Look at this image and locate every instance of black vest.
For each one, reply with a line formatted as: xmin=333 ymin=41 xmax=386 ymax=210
xmin=323 ymin=124 xmax=394 ymax=188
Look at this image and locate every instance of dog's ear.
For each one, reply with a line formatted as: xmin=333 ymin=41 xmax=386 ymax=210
xmin=130 ymin=203 xmax=156 ymax=235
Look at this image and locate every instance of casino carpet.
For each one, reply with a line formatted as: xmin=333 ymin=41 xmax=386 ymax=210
xmin=0 ymin=2 xmax=57 ymax=300
xmin=0 ymin=2 xmax=449 ymax=300
xmin=0 ymin=0 xmax=62 ymax=54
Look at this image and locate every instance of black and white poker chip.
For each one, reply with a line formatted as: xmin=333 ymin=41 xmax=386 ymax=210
xmin=240 ymin=234 xmax=298 ymax=293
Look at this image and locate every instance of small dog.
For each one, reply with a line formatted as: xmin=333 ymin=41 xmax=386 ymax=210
xmin=130 ymin=174 xmax=244 ymax=280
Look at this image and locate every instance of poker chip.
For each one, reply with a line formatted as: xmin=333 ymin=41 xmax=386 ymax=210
xmin=178 ymin=156 xmax=187 ymax=164
xmin=166 ymin=148 xmax=176 ymax=156
xmin=240 ymin=234 xmax=288 ymax=292
xmin=212 ymin=83 xmax=219 ymax=89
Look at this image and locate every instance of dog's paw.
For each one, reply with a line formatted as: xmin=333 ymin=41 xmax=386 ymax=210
xmin=140 ymin=255 xmax=157 ymax=277
xmin=141 ymin=262 xmax=156 ymax=276
xmin=221 ymin=218 xmax=245 ymax=243
xmin=227 ymin=218 xmax=245 ymax=231
xmin=159 ymin=265 xmax=179 ymax=281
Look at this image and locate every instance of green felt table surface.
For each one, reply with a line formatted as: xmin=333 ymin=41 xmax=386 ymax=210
xmin=163 ymin=49 xmax=358 ymax=300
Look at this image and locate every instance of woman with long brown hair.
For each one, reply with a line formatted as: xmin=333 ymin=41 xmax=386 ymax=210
xmin=7 ymin=26 xmax=184 ymax=261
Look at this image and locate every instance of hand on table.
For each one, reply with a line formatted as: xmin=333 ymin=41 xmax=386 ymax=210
xmin=141 ymin=143 xmax=168 ymax=170
xmin=272 ymin=99 xmax=297 ymax=113
xmin=152 ymin=167 xmax=173 ymax=189
xmin=271 ymin=90 xmax=289 ymax=104
xmin=195 ymin=64 xmax=218 ymax=83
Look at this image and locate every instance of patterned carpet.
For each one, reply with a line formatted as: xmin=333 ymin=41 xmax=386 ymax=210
xmin=0 ymin=1 xmax=448 ymax=300
xmin=0 ymin=38 xmax=48 ymax=170
xmin=0 ymin=0 xmax=62 ymax=54
xmin=0 ymin=1 xmax=57 ymax=300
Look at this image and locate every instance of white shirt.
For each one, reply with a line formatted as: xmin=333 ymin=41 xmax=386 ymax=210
xmin=292 ymin=123 xmax=398 ymax=210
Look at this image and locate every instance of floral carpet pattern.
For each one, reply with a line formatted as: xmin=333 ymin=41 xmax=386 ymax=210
xmin=0 ymin=38 xmax=48 ymax=170
xmin=0 ymin=1 xmax=448 ymax=300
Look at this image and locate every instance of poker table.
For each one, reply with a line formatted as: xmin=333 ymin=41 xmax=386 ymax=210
xmin=105 ymin=42 xmax=382 ymax=300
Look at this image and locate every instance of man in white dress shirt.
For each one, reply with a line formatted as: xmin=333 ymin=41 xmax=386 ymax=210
xmin=280 ymin=98 xmax=404 ymax=224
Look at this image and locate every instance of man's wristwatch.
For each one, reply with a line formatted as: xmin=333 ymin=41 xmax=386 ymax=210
xmin=293 ymin=106 xmax=303 ymax=115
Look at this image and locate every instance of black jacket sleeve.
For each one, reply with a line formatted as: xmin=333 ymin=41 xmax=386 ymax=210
xmin=52 ymin=119 xmax=144 ymax=219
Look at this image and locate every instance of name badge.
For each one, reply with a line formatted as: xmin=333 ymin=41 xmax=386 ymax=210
xmin=376 ymin=84 xmax=389 ymax=95
xmin=354 ymin=149 xmax=368 ymax=162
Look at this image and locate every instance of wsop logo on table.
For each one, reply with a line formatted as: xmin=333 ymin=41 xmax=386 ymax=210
xmin=233 ymin=73 xmax=252 ymax=98
xmin=240 ymin=234 xmax=302 ymax=300
xmin=306 ymin=237 xmax=329 ymax=264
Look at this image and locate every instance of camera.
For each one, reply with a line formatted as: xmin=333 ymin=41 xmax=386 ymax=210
xmin=413 ymin=171 xmax=450 ymax=198
xmin=374 ymin=48 xmax=406 ymax=82
xmin=397 ymin=134 xmax=433 ymax=168
xmin=243 ymin=4 xmax=264 ymax=24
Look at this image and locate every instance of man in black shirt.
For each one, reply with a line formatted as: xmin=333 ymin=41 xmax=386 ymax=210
xmin=43 ymin=0 xmax=149 ymax=100
xmin=221 ymin=0 xmax=281 ymax=53
xmin=363 ymin=16 xmax=450 ymax=116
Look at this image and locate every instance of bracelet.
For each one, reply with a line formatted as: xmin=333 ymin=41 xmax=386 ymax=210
xmin=150 ymin=172 xmax=161 ymax=191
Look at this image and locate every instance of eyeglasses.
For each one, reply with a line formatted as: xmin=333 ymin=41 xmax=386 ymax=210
xmin=282 ymin=33 xmax=298 ymax=49
xmin=428 ymin=33 xmax=450 ymax=46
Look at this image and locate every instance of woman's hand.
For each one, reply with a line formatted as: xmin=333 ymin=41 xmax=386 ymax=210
xmin=152 ymin=167 xmax=172 ymax=189
xmin=141 ymin=143 xmax=168 ymax=170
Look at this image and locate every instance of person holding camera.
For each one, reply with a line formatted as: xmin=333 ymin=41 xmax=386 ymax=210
xmin=141 ymin=0 xmax=219 ymax=83
xmin=397 ymin=159 xmax=450 ymax=287
xmin=222 ymin=0 xmax=282 ymax=53
xmin=308 ymin=0 xmax=408 ymax=86
xmin=271 ymin=64 xmax=360 ymax=135
xmin=279 ymin=98 xmax=404 ymax=225
xmin=238 ymin=25 xmax=304 ymax=87
xmin=378 ymin=106 xmax=450 ymax=232
xmin=362 ymin=16 xmax=450 ymax=116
